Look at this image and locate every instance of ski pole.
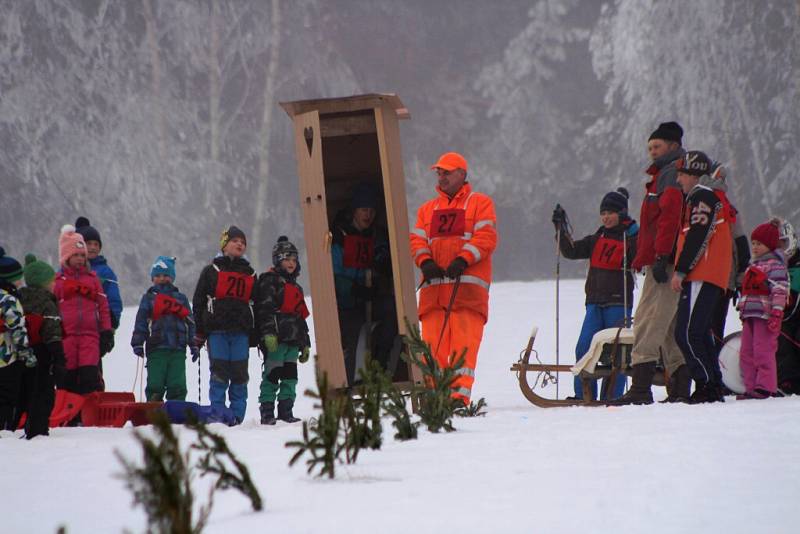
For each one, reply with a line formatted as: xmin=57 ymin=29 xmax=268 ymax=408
xmin=623 ymin=229 xmax=629 ymax=328
xmin=555 ymin=225 xmax=561 ymax=400
xmin=197 ymin=349 xmax=202 ymax=404
xmin=434 ymin=276 xmax=461 ymax=359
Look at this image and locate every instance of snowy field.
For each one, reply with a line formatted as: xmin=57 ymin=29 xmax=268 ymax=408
xmin=4 ymin=279 xmax=799 ymax=534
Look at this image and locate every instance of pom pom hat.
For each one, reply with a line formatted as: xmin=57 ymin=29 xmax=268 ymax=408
xmin=23 ymin=254 xmax=55 ymax=288
xmin=600 ymin=187 xmax=629 ymax=214
xmin=272 ymin=236 xmax=299 ymax=267
xmin=150 ymin=256 xmax=177 ymax=281
xmin=0 ymin=247 xmax=24 ymax=283
xmin=74 ymin=216 xmax=102 ymax=247
xmin=59 ymin=225 xmax=87 ymax=267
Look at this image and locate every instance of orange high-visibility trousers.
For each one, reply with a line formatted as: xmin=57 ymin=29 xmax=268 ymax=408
xmin=421 ymin=307 xmax=485 ymax=404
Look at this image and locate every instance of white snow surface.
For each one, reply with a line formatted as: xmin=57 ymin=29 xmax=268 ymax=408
xmin=4 ymin=279 xmax=798 ymax=534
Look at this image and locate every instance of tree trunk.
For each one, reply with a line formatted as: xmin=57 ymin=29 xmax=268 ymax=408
xmin=142 ymin=0 xmax=167 ymax=166
xmin=250 ymin=0 xmax=282 ymax=269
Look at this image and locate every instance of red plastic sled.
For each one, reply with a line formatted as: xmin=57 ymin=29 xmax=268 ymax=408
xmin=16 ymin=390 xmax=86 ymax=429
xmin=81 ymin=392 xmax=162 ymax=427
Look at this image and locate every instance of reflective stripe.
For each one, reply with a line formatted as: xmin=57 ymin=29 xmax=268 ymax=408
xmin=412 ymin=228 xmax=428 ymax=239
xmin=462 ymin=232 xmax=472 ymax=240
xmin=474 ymin=219 xmax=495 ymax=230
xmin=454 ymin=386 xmax=472 ymax=398
xmin=463 ymin=243 xmax=481 ymax=262
xmin=430 ymin=233 xmax=471 ymax=243
xmin=423 ymin=275 xmax=490 ymax=291
xmin=455 ymin=367 xmax=475 ymax=377
xmin=414 ymin=247 xmax=432 ymax=259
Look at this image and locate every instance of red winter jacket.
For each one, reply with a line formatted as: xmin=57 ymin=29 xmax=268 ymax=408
xmin=54 ymin=265 xmax=112 ymax=338
xmin=632 ymin=149 xmax=685 ymax=270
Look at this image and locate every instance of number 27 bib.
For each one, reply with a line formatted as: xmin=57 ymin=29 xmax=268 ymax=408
xmin=429 ymin=208 xmax=466 ymax=238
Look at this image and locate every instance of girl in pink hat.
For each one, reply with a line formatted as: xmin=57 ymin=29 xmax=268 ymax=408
xmin=53 ymin=225 xmax=113 ymax=394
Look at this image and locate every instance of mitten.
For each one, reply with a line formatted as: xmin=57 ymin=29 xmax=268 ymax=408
xmin=446 ymin=257 xmax=468 ymax=279
xmin=420 ymin=259 xmax=444 ymax=283
xmin=190 ymin=346 xmax=200 ymax=363
xmin=133 ymin=345 xmax=144 ymax=358
xmin=99 ymin=330 xmax=115 ymax=356
xmin=768 ymin=310 xmax=783 ymax=333
xmin=652 ymin=256 xmax=670 ymax=284
xmin=299 ymin=346 xmax=310 ymax=364
xmin=551 ymin=205 xmax=567 ymax=229
xmin=263 ymin=334 xmax=278 ymax=353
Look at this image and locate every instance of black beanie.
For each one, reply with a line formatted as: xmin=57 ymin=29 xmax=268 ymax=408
xmin=676 ymin=150 xmax=712 ymax=177
xmin=75 ymin=216 xmax=102 ymax=247
xmin=648 ymin=121 xmax=683 ymax=145
xmin=0 ymin=246 xmax=24 ymax=283
xmin=600 ymin=187 xmax=629 ymax=214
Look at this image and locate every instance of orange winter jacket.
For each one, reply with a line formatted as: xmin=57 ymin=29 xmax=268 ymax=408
xmin=410 ymin=183 xmax=497 ymax=322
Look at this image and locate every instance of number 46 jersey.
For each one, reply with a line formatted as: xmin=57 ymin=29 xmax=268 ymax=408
xmin=192 ymin=255 xmax=256 ymax=337
xmin=410 ymin=183 xmax=497 ymax=323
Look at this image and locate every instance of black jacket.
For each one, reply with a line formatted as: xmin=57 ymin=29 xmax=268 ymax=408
xmin=192 ymin=255 xmax=256 ymax=335
xmin=559 ymin=217 xmax=638 ymax=307
xmin=254 ymin=268 xmax=310 ymax=350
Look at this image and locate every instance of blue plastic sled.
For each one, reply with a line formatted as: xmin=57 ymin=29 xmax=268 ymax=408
xmin=163 ymin=401 xmax=237 ymax=426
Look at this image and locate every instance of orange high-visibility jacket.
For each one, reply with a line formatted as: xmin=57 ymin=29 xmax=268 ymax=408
xmin=410 ymin=183 xmax=498 ymax=322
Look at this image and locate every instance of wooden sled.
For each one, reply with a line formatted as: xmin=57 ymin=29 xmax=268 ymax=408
xmin=510 ymin=326 xmax=666 ymax=408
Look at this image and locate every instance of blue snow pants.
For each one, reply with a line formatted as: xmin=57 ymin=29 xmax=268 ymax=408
xmin=207 ymin=332 xmax=249 ymax=422
xmin=574 ymin=304 xmax=631 ymax=400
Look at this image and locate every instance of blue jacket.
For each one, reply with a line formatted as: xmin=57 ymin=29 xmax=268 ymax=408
xmin=131 ymin=283 xmax=196 ymax=356
xmin=90 ymin=255 xmax=122 ymax=329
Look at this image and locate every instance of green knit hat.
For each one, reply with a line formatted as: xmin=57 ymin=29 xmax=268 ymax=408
xmin=23 ymin=253 xmax=56 ymax=288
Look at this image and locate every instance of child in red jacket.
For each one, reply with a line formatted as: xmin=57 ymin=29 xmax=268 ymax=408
xmin=54 ymin=225 xmax=113 ymax=394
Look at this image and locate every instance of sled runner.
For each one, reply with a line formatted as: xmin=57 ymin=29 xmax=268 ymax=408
xmin=510 ymin=325 xmax=665 ymax=407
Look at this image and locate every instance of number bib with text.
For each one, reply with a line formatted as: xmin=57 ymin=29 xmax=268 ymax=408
xmin=63 ymin=279 xmax=98 ymax=301
xmin=214 ymin=271 xmax=254 ymax=302
xmin=152 ymin=293 xmax=191 ymax=321
xmin=280 ymin=283 xmax=310 ymax=319
xmin=430 ymin=208 xmax=466 ymax=238
xmin=590 ymin=237 xmax=624 ymax=270
xmin=742 ymin=266 xmax=770 ymax=296
xmin=343 ymin=235 xmax=374 ymax=269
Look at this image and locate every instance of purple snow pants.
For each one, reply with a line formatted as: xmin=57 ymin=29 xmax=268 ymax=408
xmin=740 ymin=317 xmax=778 ymax=394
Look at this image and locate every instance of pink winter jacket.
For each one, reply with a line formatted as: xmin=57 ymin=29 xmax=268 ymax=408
xmin=738 ymin=249 xmax=788 ymax=320
xmin=54 ymin=265 xmax=112 ymax=337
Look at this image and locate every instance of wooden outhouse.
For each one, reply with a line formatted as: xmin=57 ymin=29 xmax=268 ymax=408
xmin=280 ymin=94 xmax=422 ymax=390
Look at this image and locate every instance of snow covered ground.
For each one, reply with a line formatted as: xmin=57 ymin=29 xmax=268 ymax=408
xmin=5 ymin=279 xmax=798 ymax=534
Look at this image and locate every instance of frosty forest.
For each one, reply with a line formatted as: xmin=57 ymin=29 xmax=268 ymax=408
xmin=1 ymin=0 xmax=798 ymax=303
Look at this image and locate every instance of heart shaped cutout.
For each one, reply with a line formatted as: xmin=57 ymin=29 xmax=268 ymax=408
xmin=304 ymin=127 xmax=314 ymax=156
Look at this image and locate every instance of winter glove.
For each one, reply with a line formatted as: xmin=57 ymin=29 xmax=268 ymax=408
xmin=299 ymin=346 xmax=310 ymax=364
xmin=351 ymin=282 xmax=376 ymax=301
xmin=768 ymin=310 xmax=783 ymax=333
xmin=651 ymin=256 xmax=670 ymax=284
xmin=133 ymin=345 xmax=144 ymax=358
xmin=111 ymin=315 xmax=120 ymax=330
xmin=263 ymin=334 xmax=278 ymax=354
xmin=21 ymin=349 xmax=37 ymax=368
xmin=193 ymin=333 xmax=206 ymax=349
xmin=190 ymin=346 xmax=200 ymax=363
xmin=446 ymin=257 xmax=468 ymax=279
xmin=99 ymin=330 xmax=115 ymax=356
xmin=420 ymin=259 xmax=445 ymax=283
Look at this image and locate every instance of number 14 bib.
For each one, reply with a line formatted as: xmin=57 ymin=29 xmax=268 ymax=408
xmin=430 ymin=208 xmax=466 ymax=238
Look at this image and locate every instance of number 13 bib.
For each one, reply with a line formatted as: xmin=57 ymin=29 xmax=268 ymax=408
xmin=430 ymin=208 xmax=466 ymax=238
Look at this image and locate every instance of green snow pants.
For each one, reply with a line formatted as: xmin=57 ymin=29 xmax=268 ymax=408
xmin=146 ymin=348 xmax=187 ymax=401
xmin=259 ymin=343 xmax=299 ymax=403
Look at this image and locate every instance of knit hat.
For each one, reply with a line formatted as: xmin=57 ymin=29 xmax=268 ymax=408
xmin=676 ymin=150 xmax=712 ymax=177
xmin=648 ymin=121 xmax=683 ymax=145
xmin=600 ymin=187 xmax=629 ymax=214
xmin=59 ymin=224 xmax=87 ymax=266
xmin=751 ymin=220 xmax=780 ymax=251
xmin=272 ymin=236 xmax=299 ymax=267
xmin=350 ymin=182 xmax=380 ymax=210
xmin=0 ymin=247 xmax=24 ymax=283
xmin=75 ymin=216 xmax=102 ymax=247
xmin=23 ymin=254 xmax=56 ymax=288
xmin=220 ymin=225 xmax=247 ymax=250
xmin=150 ymin=255 xmax=176 ymax=281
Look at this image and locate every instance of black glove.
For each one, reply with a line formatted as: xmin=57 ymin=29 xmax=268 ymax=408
xmin=651 ymin=256 xmax=670 ymax=284
xmin=552 ymin=204 xmax=567 ymax=229
xmin=111 ymin=315 xmax=120 ymax=330
xmin=99 ymin=330 xmax=115 ymax=356
xmin=420 ymin=260 xmax=445 ymax=283
xmin=351 ymin=283 xmax=376 ymax=301
xmin=446 ymin=257 xmax=468 ymax=279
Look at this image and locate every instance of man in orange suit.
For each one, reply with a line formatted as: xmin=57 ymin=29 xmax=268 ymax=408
xmin=409 ymin=152 xmax=498 ymax=404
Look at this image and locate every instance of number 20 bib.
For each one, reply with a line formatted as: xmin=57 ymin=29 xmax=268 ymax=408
xmin=214 ymin=271 xmax=254 ymax=302
xmin=429 ymin=208 xmax=466 ymax=238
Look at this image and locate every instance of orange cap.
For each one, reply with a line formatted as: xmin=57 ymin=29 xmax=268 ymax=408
xmin=431 ymin=152 xmax=468 ymax=172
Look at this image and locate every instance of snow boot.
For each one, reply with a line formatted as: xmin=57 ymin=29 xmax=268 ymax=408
xmin=606 ymin=362 xmax=655 ymax=406
xmin=659 ymin=365 xmax=691 ymax=403
xmin=259 ymin=402 xmax=276 ymax=425
xmin=277 ymin=398 xmax=301 ymax=423
xmin=688 ymin=382 xmax=725 ymax=404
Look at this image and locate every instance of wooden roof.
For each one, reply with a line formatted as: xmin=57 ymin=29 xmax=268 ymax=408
xmin=280 ymin=93 xmax=410 ymax=120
